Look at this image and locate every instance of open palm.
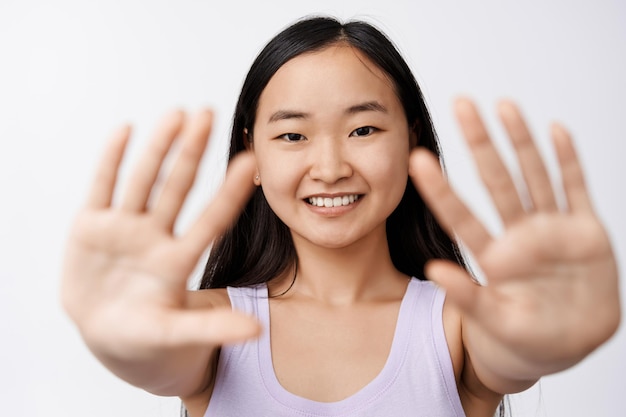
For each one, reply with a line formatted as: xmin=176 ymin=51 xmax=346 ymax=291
xmin=61 ymin=110 xmax=260 ymax=362
xmin=410 ymin=99 xmax=620 ymax=372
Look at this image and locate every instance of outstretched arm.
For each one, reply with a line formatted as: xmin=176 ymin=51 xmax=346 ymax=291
xmin=409 ymin=98 xmax=620 ymax=395
xmin=61 ymin=110 xmax=260 ymax=397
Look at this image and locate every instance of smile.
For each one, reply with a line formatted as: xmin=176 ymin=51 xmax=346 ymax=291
xmin=307 ymin=195 xmax=361 ymax=208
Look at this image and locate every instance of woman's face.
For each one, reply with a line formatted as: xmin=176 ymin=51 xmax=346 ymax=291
xmin=251 ymin=44 xmax=414 ymax=250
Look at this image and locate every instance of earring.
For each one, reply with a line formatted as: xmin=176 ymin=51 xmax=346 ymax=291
xmin=255 ymin=175 xmax=260 ymax=181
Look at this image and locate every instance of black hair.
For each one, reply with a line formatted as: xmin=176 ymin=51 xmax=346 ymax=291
xmin=193 ymin=15 xmax=508 ymax=417
xmin=200 ymin=15 xmax=466 ymax=290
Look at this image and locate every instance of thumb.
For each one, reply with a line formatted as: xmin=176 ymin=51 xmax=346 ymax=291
xmin=185 ymin=152 xmax=257 ymax=253
xmin=163 ymin=308 xmax=262 ymax=347
xmin=425 ymin=260 xmax=482 ymax=316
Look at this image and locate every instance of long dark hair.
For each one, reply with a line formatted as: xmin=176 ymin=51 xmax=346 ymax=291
xmin=200 ymin=16 xmax=466 ymax=290
xmin=194 ymin=15 xmax=508 ymax=417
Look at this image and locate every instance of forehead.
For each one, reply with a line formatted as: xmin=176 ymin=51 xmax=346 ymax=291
xmin=256 ymin=45 xmax=402 ymax=119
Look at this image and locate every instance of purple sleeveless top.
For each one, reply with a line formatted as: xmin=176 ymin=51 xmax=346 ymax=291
xmin=204 ymin=278 xmax=466 ymax=416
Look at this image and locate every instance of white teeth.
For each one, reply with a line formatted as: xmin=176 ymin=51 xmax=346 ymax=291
xmin=308 ymin=195 xmax=360 ymax=208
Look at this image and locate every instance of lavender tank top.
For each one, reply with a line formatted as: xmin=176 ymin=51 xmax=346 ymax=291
xmin=204 ymin=278 xmax=466 ymax=416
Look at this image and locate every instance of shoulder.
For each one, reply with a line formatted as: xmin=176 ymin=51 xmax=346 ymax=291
xmin=186 ymin=284 xmax=266 ymax=310
xmin=442 ymin=295 xmax=504 ymax=414
xmin=186 ymin=288 xmax=231 ymax=309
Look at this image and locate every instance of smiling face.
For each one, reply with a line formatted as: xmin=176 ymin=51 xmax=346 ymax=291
xmin=250 ymin=44 xmax=414 ymax=250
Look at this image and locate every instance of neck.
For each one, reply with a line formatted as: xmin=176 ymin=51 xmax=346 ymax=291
xmin=274 ymin=225 xmax=409 ymax=305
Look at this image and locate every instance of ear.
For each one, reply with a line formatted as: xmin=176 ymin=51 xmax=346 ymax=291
xmin=409 ymin=120 xmax=420 ymax=148
xmin=243 ymin=128 xmax=254 ymax=150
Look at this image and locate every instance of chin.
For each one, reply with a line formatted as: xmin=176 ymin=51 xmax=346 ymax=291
xmin=293 ymin=228 xmax=376 ymax=251
xmin=301 ymin=236 xmax=354 ymax=250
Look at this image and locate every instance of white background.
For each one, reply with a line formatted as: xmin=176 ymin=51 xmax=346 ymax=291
xmin=0 ymin=0 xmax=624 ymax=416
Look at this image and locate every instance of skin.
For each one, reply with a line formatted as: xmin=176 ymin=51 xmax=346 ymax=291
xmin=249 ymin=45 xmax=414 ymax=403
xmin=61 ymin=44 xmax=620 ymax=417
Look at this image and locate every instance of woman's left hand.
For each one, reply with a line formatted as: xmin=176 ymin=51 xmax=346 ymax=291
xmin=409 ymin=98 xmax=620 ymax=387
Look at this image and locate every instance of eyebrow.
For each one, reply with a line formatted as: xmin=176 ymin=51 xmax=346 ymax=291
xmin=268 ymin=110 xmax=309 ymax=123
xmin=346 ymin=101 xmax=388 ymax=115
xmin=267 ymin=100 xmax=388 ymax=123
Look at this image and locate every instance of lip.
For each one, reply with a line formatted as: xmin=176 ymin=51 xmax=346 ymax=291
xmin=303 ymin=193 xmax=363 ymax=217
xmin=302 ymin=192 xmax=361 ymax=198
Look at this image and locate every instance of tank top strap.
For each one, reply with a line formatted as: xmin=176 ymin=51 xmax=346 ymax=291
xmin=226 ymin=284 xmax=264 ymax=314
xmin=218 ymin=285 xmax=266 ymax=371
xmin=406 ymin=279 xmax=465 ymax=417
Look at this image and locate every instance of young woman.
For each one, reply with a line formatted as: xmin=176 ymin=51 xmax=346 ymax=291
xmin=61 ymin=16 xmax=620 ymax=417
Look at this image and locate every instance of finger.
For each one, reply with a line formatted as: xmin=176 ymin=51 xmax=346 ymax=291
xmin=162 ymin=308 xmax=262 ymax=347
xmin=552 ymin=123 xmax=594 ymax=213
xmin=184 ymin=152 xmax=257 ymax=254
xmin=120 ymin=110 xmax=185 ymax=211
xmin=153 ymin=110 xmax=213 ymax=230
xmin=86 ymin=125 xmax=131 ymax=209
xmin=498 ymin=100 xmax=558 ymax=211
xmin=410 ymin=149 xmax=492 ymax=256
xmin=455 ymin=98 xmax=526 ymax=225
xmin=424 ymin=259 xmax=482 ymax=315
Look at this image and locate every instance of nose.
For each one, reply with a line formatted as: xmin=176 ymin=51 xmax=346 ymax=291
xmin=308 ymin=136 xmax=353 ymax=184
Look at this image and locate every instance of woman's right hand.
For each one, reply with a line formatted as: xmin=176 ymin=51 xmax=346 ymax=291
xmin=60 ymin=110 xmax=260 ymax=392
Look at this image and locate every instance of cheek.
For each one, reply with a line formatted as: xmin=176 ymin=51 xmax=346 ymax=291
xmin=368 ymin=146 xmax=410 ymax=207
xmin=256 ymin=153 xmax=301 ymax=199
xmin=369 ymin=144 xmax=410 ymax=181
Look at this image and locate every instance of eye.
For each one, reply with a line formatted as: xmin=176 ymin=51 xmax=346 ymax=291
xmin=350 ymin=126 xmax=378 ymax=137
xmin=278 ymin=133 xmax=306 ymax=142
